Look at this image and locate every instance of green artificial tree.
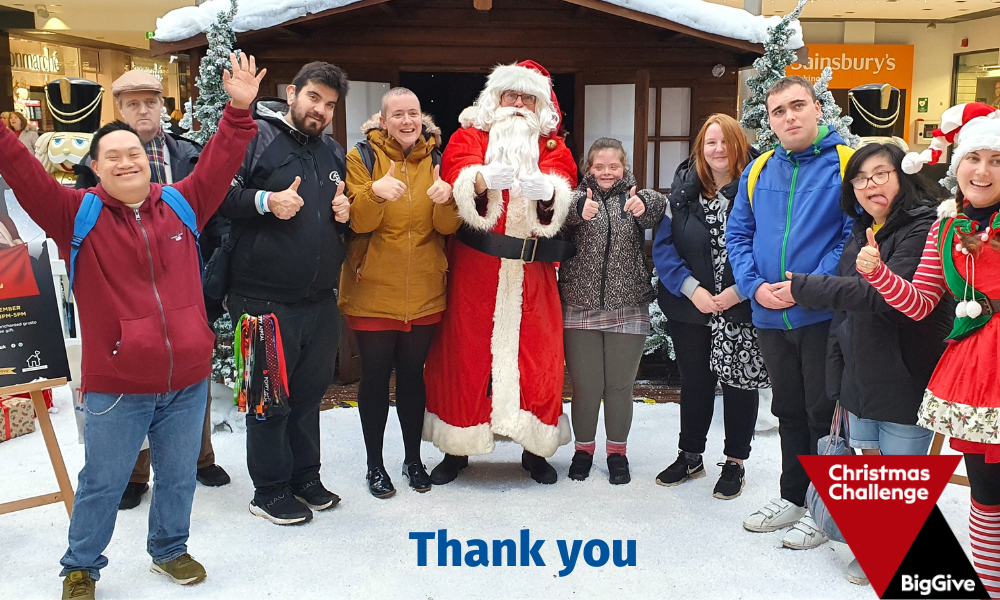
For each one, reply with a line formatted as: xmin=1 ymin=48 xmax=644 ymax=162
xmin=160 ymin=105 xmax=172 ymax=129
xmin=645 ymin=274 xmax=676 ymax=361
xmin=814 ymin=66 xmax=861 ymax=148
xmin=184 ymin=0 xmax=240 ymax=145
xmin=740 ymin=0 xmax=808 ymax=152
xmin=178 ymin=98 xmax=193 ymax=132
xmin=212 ymin=313 xmax=236 ymax=385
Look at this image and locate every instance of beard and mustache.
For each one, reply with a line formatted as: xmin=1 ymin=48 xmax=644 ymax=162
xmin=288 ymin=100 xmax=330 ymax=137
xmin=485 ymin=106 xmax=543 ymax=179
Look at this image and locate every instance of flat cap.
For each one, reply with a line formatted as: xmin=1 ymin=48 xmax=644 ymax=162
xmin=112 ymin=70 xmax=163 ymax=97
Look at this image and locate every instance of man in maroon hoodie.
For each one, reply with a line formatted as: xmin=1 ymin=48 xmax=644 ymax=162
xmin=0 ymin=53 xmax=264 ymax=600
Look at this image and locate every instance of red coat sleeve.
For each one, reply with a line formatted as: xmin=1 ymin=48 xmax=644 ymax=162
xmin=441 ymin=127 xmax=488 ymax=186
xmin=539 ymin=136 xmax=578 ymax=188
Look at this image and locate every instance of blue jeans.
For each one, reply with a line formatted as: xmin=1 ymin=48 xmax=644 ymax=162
xmin=59 ymin=379 xmax=208 ymax=580
xmin=847 ymin=412 xmax=933 ymax=455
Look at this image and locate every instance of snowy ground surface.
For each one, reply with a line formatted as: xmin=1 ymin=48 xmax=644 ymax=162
xmin=1 ymin=385 xmax=970 ymax=600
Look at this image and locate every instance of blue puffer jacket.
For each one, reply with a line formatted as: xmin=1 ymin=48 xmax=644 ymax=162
xmin=726 ymin=126 xmax=853 ymax=330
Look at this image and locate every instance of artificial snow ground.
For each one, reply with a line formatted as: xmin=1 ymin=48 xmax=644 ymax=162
xmin=1 ymin=386 xmax=972 ymax=600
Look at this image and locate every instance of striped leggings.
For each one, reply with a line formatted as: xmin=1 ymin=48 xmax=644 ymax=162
xmin=967 ymin=453 xmax=1000 ymax=598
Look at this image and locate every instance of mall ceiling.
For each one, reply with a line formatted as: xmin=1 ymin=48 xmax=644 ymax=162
xmin=1 ymin=0 xmax=998 ymax=49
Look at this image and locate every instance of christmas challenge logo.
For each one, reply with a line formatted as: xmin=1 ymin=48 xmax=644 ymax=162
xmin=800 ymin=455 xmax=987 ymax=599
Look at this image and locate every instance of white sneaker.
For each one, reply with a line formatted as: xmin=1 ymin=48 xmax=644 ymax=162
xmin=743 ymin=498 xmax=806 ymax=533
xmin=846 ymin=558 xmax=869 ymax=586
xmin=781 ymin=514 xmax=830 ymax=550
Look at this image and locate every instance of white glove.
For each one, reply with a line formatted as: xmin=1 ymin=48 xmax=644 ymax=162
xmin=518 ymin=171 xmax=555 ymax=201
xmin=480 ymin=161 xmax=516 ymax=191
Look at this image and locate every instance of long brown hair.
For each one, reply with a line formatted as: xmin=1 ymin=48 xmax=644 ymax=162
xmin=691 ymin=114 xmax=750 ymax=198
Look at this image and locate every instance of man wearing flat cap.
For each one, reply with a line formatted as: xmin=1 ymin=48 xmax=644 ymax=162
xmin=76 ymin=69 xmax=233 ymax=511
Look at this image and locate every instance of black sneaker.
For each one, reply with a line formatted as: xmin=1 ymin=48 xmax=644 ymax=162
xmin=655 ymin=451 xmax=705 ymax=486
xmin=292 ymin=479 xmax=341 ymax=510
xmin=568 ymin=450 xmax=594 ymax=481
xmin=403 ymin=462 xmax=432 ymax=493
xmin=118 ymin=482 xmax=148 ymax=511
xmin=430 ymin=454 xmax=469 ymax=485
xmin=367 ymin=466 xmax=396 ymax=499
xmin=607 ymin=453 xmax=631 ymax=485
xmin=713 ymin=460 xmax=746 ymax=500
xmin=249 ymin=490 xmax=312 ymax=525
xmin=521 ymin=450 xmax=557 ymax=484
xmin=196 ymin=464 xmax=231 ymax=487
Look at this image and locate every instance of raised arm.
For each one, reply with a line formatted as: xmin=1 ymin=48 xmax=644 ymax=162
xmin=859 ymin=222 xmax=947 ymax=321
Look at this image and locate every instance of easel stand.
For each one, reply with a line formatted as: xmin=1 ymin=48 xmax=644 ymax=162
xmin=929 ymin=432 xmax=971 ymax=488
xmin=0 ymin=378 xmax=74 ymax=517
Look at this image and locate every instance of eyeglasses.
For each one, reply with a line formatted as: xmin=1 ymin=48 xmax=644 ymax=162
xmin=501 ymin=91 xmax=537 ymax=106
xmin=850 ymin=169 xmax=895 ymax=190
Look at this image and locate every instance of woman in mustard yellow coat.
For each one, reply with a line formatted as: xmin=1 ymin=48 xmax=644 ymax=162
xmin=339 ymin=87 xmax=460 ymax=498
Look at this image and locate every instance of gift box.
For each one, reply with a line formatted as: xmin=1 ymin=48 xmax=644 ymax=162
xmin=0 ymin=396 xmax=36 ymax=442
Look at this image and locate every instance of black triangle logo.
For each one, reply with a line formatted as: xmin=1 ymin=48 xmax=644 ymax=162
xmin=881 ymin=505 xmax=989 ymax=599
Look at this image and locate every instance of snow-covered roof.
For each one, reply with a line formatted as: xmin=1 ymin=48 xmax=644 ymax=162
xmin=153 ymin=0 xmax=804 ymax=49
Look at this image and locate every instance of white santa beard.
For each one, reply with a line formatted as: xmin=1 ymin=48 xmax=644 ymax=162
xmin=485 ymin=108 xmax=541 ymax=179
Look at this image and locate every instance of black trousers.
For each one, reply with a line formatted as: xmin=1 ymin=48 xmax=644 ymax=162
xmin=756 ymin=320 xmax=834 ymax=507
xmin=228 ymin=294 xmax=341 ymax=496
xmin=966 ymin=453 xmax=1000 ymax=506
xmin=667 ymin=320 xmax=759 ymax=461
xmin=353 ymin=325 xmax=437 ymax=470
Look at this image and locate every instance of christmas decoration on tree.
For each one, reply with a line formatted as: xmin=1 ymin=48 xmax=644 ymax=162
xmin=179 ymin=98 xmax=193 ymax=132
xmin=212 ymin=313 xmax=237 ymax=385
xmin=740 ymin=0 xmax=807 ymax=152
xmin=184 ymin=0 xmax=240 ymax=145
xmin=645 ymin=274 xmax=675 ymax=361
xmin=814 ymin=67 xmax=860 ymax=148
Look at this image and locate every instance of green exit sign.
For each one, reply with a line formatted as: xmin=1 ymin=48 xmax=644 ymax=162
xmin=146 ymin=31 xmax=155 ymax=40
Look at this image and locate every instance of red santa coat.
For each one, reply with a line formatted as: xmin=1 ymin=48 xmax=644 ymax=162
xmin=422 ymin=124 xmax=577 ymax=458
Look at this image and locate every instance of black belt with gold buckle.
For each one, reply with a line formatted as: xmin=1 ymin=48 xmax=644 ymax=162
xmin=455 ymin=225 xmax=575 ymax=263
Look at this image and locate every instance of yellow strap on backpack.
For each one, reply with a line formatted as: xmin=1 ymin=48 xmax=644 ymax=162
xmin=745 ymin=145 xmax=855 ymax=209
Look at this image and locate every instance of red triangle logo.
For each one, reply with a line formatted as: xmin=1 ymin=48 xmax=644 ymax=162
xmin=800 ymin=455 xmax=961 ymax=597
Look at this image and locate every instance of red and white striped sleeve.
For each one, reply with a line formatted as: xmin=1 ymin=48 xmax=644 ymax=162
xmin=860 ymin=220 xmax=947 ymax=321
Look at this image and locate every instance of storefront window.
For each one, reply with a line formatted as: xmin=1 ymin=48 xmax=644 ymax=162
xmin=10 ymin=38 xmax=84 ymax=131
xmin=953 ymin=49 xmax=1000 ymax=108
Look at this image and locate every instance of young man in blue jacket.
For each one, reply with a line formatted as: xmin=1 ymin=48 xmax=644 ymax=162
xmin=726 ymin=76 xmax=853 ymax=549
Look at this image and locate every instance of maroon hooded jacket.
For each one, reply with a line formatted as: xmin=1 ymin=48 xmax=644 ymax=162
xmin=0 ymin=103 xmax=257 ymax=394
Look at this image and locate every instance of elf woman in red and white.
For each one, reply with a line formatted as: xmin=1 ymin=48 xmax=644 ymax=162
xmin=858 ymin=102 xmax=1000 ymax=598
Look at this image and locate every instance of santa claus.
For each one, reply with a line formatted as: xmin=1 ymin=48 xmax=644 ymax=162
xmin=423 ymin=60 xmax=577 ymax=485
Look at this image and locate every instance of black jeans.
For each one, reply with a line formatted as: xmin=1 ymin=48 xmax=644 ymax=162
xmin=353 ymin=325 xmax=436 ymax=470
xmin=756 ymin=320 xmax=834 ymax=507
xmin=228 ymin=294 xmax=341 ymax=496
xmin=667 ymin=320 xmax=759 ymax=461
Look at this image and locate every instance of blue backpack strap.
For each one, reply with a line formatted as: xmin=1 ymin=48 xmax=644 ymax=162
xmin=159 ymin=186 xmax=203 ymax=271
xmin=69 ymin=192 xmax=104 ymax=293
xmin=355 ymin=140 xmax=376 ymax=176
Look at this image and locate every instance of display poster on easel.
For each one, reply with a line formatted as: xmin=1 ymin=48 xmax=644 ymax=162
xmin=0 ymin=240 xmax=70 ymax=387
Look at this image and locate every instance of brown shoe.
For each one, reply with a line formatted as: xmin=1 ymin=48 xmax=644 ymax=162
xmin=62 ymin=570 xmax=95 ymax=600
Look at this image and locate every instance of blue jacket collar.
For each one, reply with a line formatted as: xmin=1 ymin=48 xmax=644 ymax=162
xmin=774 ymin=126 xmax=844 ymax=162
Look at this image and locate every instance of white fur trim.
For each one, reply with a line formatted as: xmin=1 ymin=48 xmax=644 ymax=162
xmin=453 ymin=164 xmax=504 ymax=231
xmin=484 ymin=64 xmax=551 ymax=106
xmin=902 ymin=151 xmax=926 ymax=175
xmin=937 ymin=198 xmax=958 ymax=221
xmin=422 ymin=411 xmax=495 ymax=456
xmin=950 ymin=134 xmax=1000 ymax=176
xmin=459 ymin=106 xmax=478 ymax=129
xmin=523 ymin=173 xmax=572 ymax=238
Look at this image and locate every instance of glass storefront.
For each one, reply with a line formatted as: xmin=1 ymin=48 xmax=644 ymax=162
xmin=953 ymin=49 xmax=1000 ymax=108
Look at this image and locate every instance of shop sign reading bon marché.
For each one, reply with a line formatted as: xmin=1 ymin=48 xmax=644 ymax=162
xmin=10 ymin=47 xmax=61 ymax=74
xmin=786 ymin=44 xmax=914 ymax=92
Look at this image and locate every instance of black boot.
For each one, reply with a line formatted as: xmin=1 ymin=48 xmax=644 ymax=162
xmin=430 ymin=454 xmax=469 ymax=485
xmin=196 ymin=464 xmax=231 ymax=487
xmin=607 ymin=453 xmax=631 ymax=485
xmin=366 ymin=466 xmax=396 ymax=499
xmin=403 ymin=462 xmax=433 ymax=493
xmin=568 ymin=450 xmax=594 ymax=481
xmin=521 ymin=450 xmax=557 ymax=484
xmin=118 ymin=482 xmax=148 ymax=511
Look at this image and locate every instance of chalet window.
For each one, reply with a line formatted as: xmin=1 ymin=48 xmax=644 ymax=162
xmin=645 ymin=86 xmax=691 ymax=193
xmin=345 ymin=81 xmax=390 ymax=150
xmin=583 ymin=84 xmax=636 ymax=165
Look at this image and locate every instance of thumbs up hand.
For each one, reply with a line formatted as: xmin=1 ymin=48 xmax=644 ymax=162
xmin=331 ymin=180 xmax=350 ymax=223
xmin=269 ymin=176 xmax=304 ymax=220
xmin=622 ymin=186 xmax=645 ymax=217
xmin=856 ymin=227 xmax=881 ymax=275
xmin=581 ymin=188 xmax=599 ymax=221
xmin=427 ymin=165 xmax=452 ymax=204
xmin=479 ymin=160 xmax=516 ymax=191
xmin=371 ymin=162 xmax=407 ymax=202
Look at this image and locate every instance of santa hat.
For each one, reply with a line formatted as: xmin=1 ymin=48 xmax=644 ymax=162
xmin=483 ymin=60 xmax=562 ymax=132
xmin=902 ymin=102 xmax=1000 ymax=174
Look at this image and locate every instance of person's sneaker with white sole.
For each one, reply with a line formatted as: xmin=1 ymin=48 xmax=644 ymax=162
xmin=743 ymin=498 xmax=806 ymax=532
xmin=781 ymin=514 xmax=829 ymax=550
xmin=846 ymin=558 xmax=869 ymax=585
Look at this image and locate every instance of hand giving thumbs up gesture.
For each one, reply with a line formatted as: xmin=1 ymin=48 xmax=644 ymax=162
xmin=372 ymin=162 xmax=407 ymax=201
xmin=427 ymin=165 xmax=452 ymax=204
xmin=856 ymin=228 xmax=881 ymax=275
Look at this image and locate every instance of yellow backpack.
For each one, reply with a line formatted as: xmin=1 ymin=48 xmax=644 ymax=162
xmin=746 ymin=145 xmax=854 ymax=208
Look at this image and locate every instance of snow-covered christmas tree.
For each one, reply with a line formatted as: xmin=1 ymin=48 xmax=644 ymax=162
xmin=160 ymin=105 xmax=172 ymax=129
xmin=179 ymin=98 xmax=193 ymax=132
xmin=814 ymin=67 xmax=860 ymax=148
xmin=184 ymin=0 xmax=240 ymax=145
xmin=644 ymin=274 xmax=675 ymax=361
xmin=212 ymin=313 xmax=236 ymax=385
xmin=740 ymin=0 xmax=807 ymax=152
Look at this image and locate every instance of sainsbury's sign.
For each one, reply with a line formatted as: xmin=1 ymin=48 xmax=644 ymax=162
xmin=786 ymin=44 xmax=913 ymax=92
